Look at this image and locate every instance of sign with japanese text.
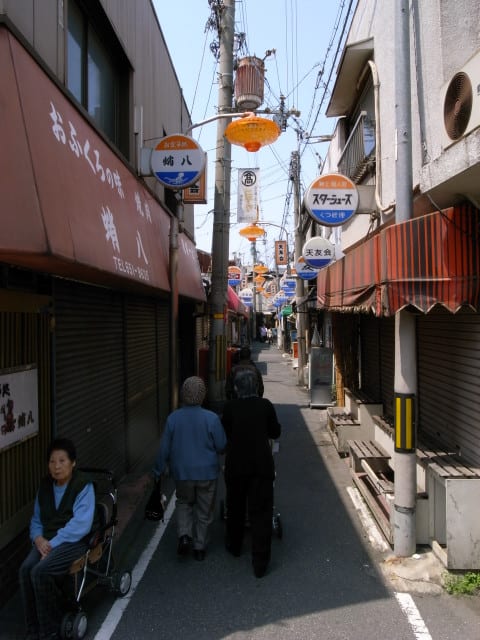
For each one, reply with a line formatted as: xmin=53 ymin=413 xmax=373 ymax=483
xmin=228 ymin=266 xmax=242 ymax=286
xmin=237 ymin=168 xmax=260 ymax=222
xmin=0 ymin=365 xmax=39 ymax=451
xmin=304 ymin=173 xmax=359 ymax=226
xmin=182 ymin=155 xmax=207 ymax=203
xmin=151 ymin=134 xmax=206 ymax=189
xmin=295 ymin=256 xmax=320 ymax=280
xmin=302 ymin=236 xmax=335 ymax=269
xmin=275 ymin=240 xmax=288 ymax=265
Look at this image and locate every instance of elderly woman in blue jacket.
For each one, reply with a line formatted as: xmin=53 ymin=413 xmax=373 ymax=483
xmin=153 ymin=376 xmax=226 ymax=561
xmin=19 ymin=438 xmax=96 ymax=640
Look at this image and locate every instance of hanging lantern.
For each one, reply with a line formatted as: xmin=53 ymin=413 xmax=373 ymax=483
xmin=225 ymin=114 xmax=280 ymax=152
xmin=253 ymin=264 xmax=268 ymax=274
xmin=239 ymin=223 xmax=266 ymax=242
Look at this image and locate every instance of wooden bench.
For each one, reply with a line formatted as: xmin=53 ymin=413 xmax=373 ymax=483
xmin=416 ymin=443 xmax=480 ymax=482
xmin=347 ymin=439 xmax=391 ymax=473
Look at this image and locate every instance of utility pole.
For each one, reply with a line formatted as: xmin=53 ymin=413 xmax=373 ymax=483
xmin=393 ymin=0 xmax=416 ymax=557
xmin=291 ymin=150 xmax=306 ymax=386
xmin=207 ymin=0 xmax=235 ymax=411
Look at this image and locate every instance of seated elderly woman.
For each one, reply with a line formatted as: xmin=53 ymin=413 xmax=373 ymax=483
xmin=19 ymin=438 xmax=97 ymax=640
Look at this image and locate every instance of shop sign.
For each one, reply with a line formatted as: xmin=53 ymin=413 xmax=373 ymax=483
xmin=302 ymin=236 xmax=335 ymax=269
xmin=228 ymin=266 xmax=242 ymax=286
xmin=304 ymin=173 xmax=359 ymax=226
xmin=183 ymin=156 xmax=207 ymax=203
xmin=239 ymin=287 xmax=253 ymax=302
xmin=151 ymin=134 xmax=205 ymax=189
xmin=0 ymin=365 xmax=39 ymax=451
xmin=295 ymin=256 xmax=319 ymax=280
xmin=275 ymin=240 xmax=288 ymax=265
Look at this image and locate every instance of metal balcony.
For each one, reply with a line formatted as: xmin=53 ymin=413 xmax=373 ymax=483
xmin=337 ymin=111 xmax=376 ymax=182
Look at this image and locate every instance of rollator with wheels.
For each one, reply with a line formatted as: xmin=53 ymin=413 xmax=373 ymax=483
xmin=58 ymin=468 xmax=132 ymax=640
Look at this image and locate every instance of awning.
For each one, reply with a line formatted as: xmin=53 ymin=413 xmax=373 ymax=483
xmin=317 ymin=235 xmax=381 ymax=314
xmin=227 ymin=286 xmax=249 ymax=317
xmin=0 ymin=28 xmax=205 ymax=302
xmin=381 ymin=204 xmax=480 ymax=314
xmin=178 ymin=236 xmax=207 ymax=301
xmin=317 ymin=204 xmax=480 ymax=316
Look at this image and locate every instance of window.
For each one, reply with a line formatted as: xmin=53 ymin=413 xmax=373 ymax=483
xmin=67 ymin=0 xmax=130 ymax=157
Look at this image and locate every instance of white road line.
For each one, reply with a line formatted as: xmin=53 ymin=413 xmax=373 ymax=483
xmin=346 ymin=486 xmax=390 ymax=552
xmin=394 ymin=592 xmax=433 ymax=639
xmin=346 ymin=487 xmax=432 ymax=639
xmin=93 ymin=494 xmax=176 ymax=640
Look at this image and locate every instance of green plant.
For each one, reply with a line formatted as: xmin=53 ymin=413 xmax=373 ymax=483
xmin=444 ymin=571 xmax=480 ymax=595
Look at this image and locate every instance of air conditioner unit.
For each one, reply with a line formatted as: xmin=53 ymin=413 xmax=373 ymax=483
xmin=442 ymin=50 xmax=480 ymax=148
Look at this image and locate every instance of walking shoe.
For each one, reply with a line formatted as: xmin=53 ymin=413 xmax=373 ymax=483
xmin=253 ymin=563 xmax=268 ymax=578
xmin=193 ymin=549 xmax=206 ymax=561
xmin=225 ymin=542 xmax=241 ymax=557
xmin=177 ymin=535 xmax=192 ymax=556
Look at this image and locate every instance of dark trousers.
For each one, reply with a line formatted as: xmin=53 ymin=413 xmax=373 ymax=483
xmin=225 ymin=475 xmax=273 ymax=570
xmin=19 ymin=540 xmax=88 ymax=636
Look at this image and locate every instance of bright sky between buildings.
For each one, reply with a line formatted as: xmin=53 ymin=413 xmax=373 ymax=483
xmin=155 ymin=0 xmax=353 ymax=267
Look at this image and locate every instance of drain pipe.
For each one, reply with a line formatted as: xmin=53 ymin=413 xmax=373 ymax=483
xmin=366 ymin=60 xmax=395 ymax=214
xmin=393 ymin=0 xmax=417 ymax=558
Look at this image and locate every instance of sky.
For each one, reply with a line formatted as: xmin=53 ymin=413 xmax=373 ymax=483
xmin=155 ymin=0 xmax=352 ymax=267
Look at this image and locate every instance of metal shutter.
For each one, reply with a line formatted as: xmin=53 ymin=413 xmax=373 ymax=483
xmin=360 ymin=315 xmax=381 ymax=401
xmin=54 ymin=279 xmax=126 ymax=479
xmin=417 ymin=310 xmax=480 ymax=467
xmin=379 ymin=317 xmax=395 ymax=417
xmin=125 ymin=297 xmax=166 ymax=470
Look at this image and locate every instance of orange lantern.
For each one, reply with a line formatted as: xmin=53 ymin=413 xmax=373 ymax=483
xmin=239 ymin=223 xmax=266 ymax=242
xmin=225 ymin=114 xmax=280 ymax=152
xmin=253 ymin=264 xmax=268 ymax=274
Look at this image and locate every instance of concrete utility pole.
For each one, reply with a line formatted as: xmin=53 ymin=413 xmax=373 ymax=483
xmin=393 ymin=0 xmax=417 ymax=557
xmin=291 ymin=150 xmax=307 ymax=386
xmin=207 ymin=0 xmax=235 ymax=411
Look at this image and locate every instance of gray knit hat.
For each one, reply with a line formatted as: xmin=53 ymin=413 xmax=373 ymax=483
xmin=234 ymin=368 xmax=259 ymax=399
xmin=181 ymin=376 xmax=206 ymax=406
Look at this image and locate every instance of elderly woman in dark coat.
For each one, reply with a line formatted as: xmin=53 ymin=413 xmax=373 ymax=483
xmin=221 ymin=369 xmax=281 ymax=578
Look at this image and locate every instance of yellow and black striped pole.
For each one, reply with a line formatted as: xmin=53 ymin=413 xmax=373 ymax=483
xmin=394 ymin=393 xmax=415 ymax=452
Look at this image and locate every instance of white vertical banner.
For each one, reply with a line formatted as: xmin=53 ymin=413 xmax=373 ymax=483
xmin=237 ymin=168 xmax=260 ymax=222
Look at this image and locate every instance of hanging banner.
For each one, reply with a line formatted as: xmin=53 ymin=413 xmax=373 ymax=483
xmin=275 ymin=240 xmax=288 ymax=265
xmin=237 ymin=168 xmax=260 ymax=222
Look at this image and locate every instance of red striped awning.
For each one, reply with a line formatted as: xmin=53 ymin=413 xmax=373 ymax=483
xmin=227 ymin=286 xmax=249 ymax=317
xmin=317 ymin=235 xmax=381 ymax=314
xmin=381 ymin=204 xmax=480 ymax=315
xmin=317 ymin=203 xmax=480 ymax=316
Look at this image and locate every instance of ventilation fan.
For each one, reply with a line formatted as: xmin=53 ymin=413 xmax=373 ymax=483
xmin=443 ymin=72 xmax=473 ymax=140
xmin=442 ymin=51 xmax=480 ymax=147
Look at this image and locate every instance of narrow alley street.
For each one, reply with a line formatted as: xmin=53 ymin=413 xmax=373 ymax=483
xmin=2 ymin=342 xmax=480 ymax=640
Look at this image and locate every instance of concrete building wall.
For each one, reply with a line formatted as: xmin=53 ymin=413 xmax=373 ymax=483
xmin=0 ymin=0 xmax=197 ymax=238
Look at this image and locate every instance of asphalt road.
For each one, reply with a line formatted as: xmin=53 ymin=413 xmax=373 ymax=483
xmin=3 ymin=343 xmax=480 ymax=639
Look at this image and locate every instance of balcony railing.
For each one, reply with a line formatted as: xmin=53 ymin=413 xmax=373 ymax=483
xmin=337 ymin=111 xmax=376 ymax=182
